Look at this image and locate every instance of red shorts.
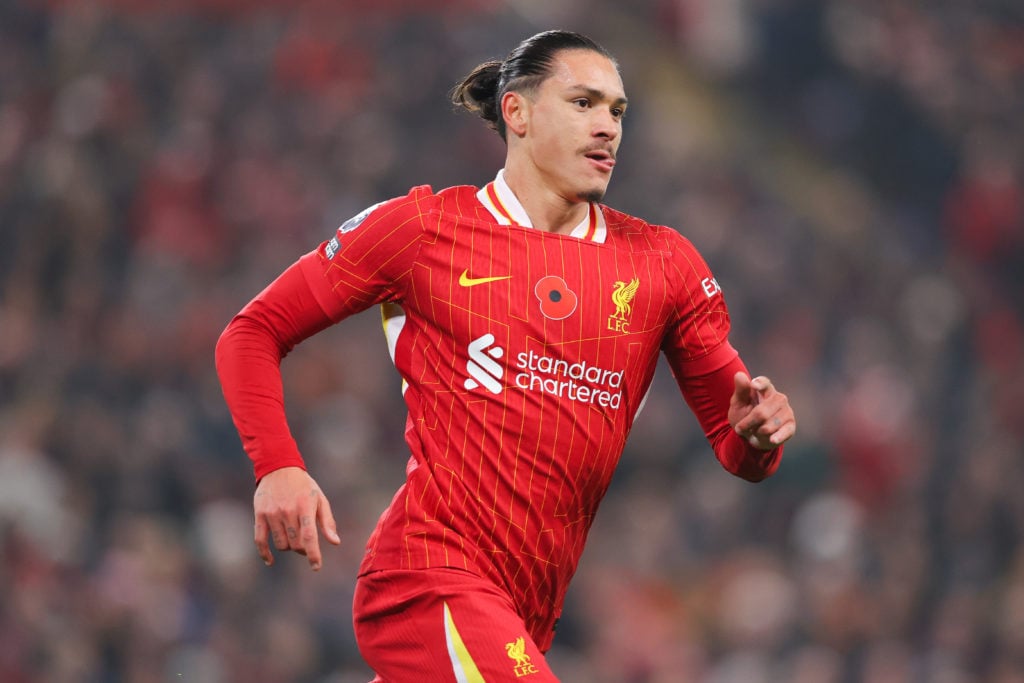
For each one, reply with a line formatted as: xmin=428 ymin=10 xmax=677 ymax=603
xmin=353 ymin=567 xmax=560 ymax=682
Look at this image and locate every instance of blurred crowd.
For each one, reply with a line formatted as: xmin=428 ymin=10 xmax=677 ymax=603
xmin=1 ymin=0 xmax=1022 ymax=681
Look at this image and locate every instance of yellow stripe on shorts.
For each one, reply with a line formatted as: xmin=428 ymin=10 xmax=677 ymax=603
xmin=443 ymin=602 xmax=485 ymax=683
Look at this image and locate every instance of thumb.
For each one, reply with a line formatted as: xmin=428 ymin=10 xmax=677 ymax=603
xmin=733 ymin=371 xmax=753 ymax=403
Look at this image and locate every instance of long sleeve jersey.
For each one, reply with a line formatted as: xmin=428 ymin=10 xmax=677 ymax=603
xmin=216 ymin=173 xmax=781 ymax=650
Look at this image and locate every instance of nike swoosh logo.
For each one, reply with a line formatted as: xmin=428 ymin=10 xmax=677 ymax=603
xmin=458 ymin=269 xmax=511 ymax=287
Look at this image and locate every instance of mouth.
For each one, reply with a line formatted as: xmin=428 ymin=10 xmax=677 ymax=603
xmin=584 ymin=149 xmax=616 ymax=173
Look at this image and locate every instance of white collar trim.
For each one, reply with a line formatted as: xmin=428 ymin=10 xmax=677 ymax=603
xmin=476 ymin=169 xmax=607 ymax=243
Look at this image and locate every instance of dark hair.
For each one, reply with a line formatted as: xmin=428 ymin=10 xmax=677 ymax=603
xmin=451 ymin=30 xmax=616 ymax=141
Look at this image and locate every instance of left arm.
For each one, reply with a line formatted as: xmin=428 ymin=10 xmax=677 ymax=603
xmin=677 ymin=353 xmax=794 ymax=481
xmin=657 ymin=229 xmax=794 ymax=480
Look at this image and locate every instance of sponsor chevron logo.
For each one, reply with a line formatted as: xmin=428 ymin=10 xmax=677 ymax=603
xmin=464 ymin=334 xmax=504 ymax=394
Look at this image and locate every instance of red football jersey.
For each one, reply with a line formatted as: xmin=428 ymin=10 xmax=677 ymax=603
xmin=290 ymin=172 xmax=752 ymax=648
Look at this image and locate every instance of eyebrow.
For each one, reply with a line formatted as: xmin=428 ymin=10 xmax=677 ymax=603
xmin=568 ymin=85 xmax=629 ymax=108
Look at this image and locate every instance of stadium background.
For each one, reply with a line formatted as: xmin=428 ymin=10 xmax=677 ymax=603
xmin=1 ymin=0 xmax=1022 ymax=681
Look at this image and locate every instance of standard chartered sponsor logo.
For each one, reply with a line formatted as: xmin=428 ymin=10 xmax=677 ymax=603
xmin=514 ymin=349 xmax=624 ymax=408
xmin=463 ymin=335 xmax=623 ymax=408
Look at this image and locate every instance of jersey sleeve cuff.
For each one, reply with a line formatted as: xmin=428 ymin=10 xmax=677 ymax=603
xmin=253 ymin=452 xmax=308 ymax=482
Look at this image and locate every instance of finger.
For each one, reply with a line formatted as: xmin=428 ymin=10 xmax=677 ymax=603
xmin=769 ymin=420 xmax=796 ymax=445
xmin=271 ymin=521 xmax=291 ymax=551
xmin=746 ymin=408 xmax=795 ymax=447
xmin=750 ymin=403 xmax=787 ymax=437
xmin=286 ymin=522 xmax=302 ymax=551
xmin=754 ymin=414 xmax=781 ymax=439
xmin=736 ymin=387 xmax=789 ymax=434
xmin=766 ymin=410 xmax=797 ymax=445
xmin=733 ymin=371 xmax=752 ymax=399
xmin=735 ymin=415 xmax=761 ymax=438
xmin=318 ymin=493 xmax=341 ymax=546
xmin=254 ymin=517 xmax=274 ymax=566
xmin=735 ymin=402 xmax=774 ymax=436
xmin=298 ymin=512 xmax=323 ymax=570
xmin=734 ymin=371 xmax=765 ymax=411
xmin=750 ymin=376 xmax=775 ymax=397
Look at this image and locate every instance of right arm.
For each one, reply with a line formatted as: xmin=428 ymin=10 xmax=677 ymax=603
xmin=216 ymin=186 xmax=434 ymax=570
xmin=215 ymin=261 xmax=340 ymax=570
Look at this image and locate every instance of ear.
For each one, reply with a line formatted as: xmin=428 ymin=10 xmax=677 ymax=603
xmin=501 ymin=91 xmax=529 ymax=138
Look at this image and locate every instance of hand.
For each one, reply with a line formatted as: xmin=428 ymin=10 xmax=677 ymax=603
xmin=729 ymin=372 xmax=796 ymax=450
xmin=254 ymin=466 xmax=340 ymax=571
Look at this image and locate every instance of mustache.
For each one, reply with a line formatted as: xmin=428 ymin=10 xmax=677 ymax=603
xmin=579 ymin=144 xmax=616 ymax=159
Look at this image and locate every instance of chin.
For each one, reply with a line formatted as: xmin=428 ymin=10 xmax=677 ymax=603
xmin=577 ymin=188 xmax=606 ymax=203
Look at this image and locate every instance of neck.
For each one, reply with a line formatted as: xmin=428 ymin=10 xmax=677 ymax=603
xmin=503 ymin=161 xmax=590 ymax=234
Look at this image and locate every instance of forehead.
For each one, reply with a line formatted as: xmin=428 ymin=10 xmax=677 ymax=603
xmin=543 ymin=49 xmax=625 ymax=98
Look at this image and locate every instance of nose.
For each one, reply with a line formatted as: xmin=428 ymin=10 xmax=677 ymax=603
xmin=593 ymin=108 xmax=620 ymax=140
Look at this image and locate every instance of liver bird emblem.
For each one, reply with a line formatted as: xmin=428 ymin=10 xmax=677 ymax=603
xmin=505 ymin=636 xmax=531 ymax=668
xmin=611 ymin=278 xmax=640 ymax=320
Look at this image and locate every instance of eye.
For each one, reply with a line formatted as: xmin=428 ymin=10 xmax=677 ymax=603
xmin=572 ymin=98 xmax=591 ymax=110
xmin=611 ymin=107 xmax=626 ymax=119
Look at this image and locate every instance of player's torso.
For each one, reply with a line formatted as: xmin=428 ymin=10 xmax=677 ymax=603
xmin=391 ymin=199 xmax=676 ymax=496
xmin=361 ymin=189 xmax=684 ymax=639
